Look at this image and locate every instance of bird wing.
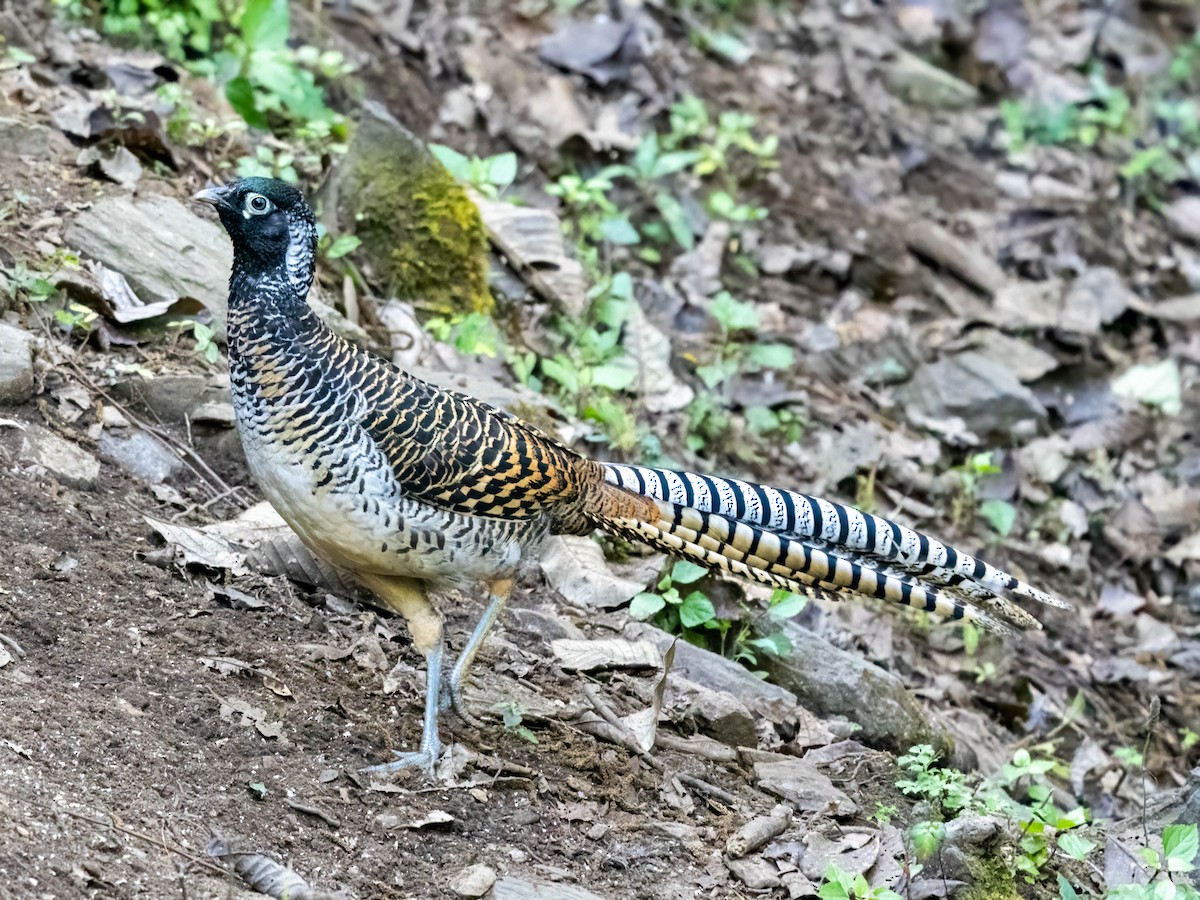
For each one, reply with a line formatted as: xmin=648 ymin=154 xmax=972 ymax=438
xmin=357 ymin=361 xmax=592 ymax=521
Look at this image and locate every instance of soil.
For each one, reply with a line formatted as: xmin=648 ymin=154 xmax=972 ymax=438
xmin=0 ymin=1 xmax=1197 ymax=899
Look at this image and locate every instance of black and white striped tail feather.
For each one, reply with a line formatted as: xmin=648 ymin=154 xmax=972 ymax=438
xmin=593 ymin=503 xmax=1017 ymax=633
xmin=602 ymin=463 xmax=1068 ymax=626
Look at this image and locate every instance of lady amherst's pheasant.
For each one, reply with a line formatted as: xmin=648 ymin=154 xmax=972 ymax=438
xmin=196 ymin=177 xmax=1066 ymax=774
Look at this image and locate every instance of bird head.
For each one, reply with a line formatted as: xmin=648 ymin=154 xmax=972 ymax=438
xmin=194 ymin=177 xmax=318 ymax=298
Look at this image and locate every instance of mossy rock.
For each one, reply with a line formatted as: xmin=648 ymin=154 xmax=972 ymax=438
xmin=327 ymin=101 xmax=491 ymax=315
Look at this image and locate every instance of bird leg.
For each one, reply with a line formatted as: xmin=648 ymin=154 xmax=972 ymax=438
xmin=444 ymin=578 xmax=513 ymax=727
xmin=356 ymin=573 xmax=446 ymax=776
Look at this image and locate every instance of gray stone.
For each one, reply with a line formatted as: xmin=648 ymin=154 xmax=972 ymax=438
xmin=18 ymin=425 xmax=100 ymax=488
xmin=690 ymin=687 xmax=758 ymax=749
xmin=896 ymin=351 xmax=1046 ymax=437
xmin=493 ymin=876 xmax=608 ymax=900
xmin=65 ymin=193 xmax=232 ymax=336
xmin=627 ymin=622 xmax=801 ymax=721
xmin=1165 ymin=196 xmax=1200 ymax=244
xmin=450 ymin=864 xmax=497 ymax=898
xmin=725 ymin=856 xmax=781 ymax=890
xmin=0 ymin=117 xmax=71 ymax=162
xmin=0 ymin=322 xmax=34 ymax=404
xmin=109 ymin=374 xmax=231 ymax=423
xmin=98 ymin=430 xmax=183 ymax=484
xmin=754 ymin=757 xmax=858 ymax=815
xmin=883 ymin=51 xmax=979 ymax=109
xmin=761 ymin=624 xmax=952 ymax=754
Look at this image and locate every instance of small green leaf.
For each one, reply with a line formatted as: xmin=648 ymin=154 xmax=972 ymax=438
xmin=1056 ymin=832 xmax=1095 ymax=861
xmin=678 ymin=591 xmax=715 ymax=628
xmin=629 ymin=592 xmax=666 ymax=620
xmin=326 ymin=234 xmax=361 ymax=259
xmin=768 ymin=593 xmax=807 ymax=620
xmin=909 ymin=821 xmax=946 ymax=860
xmin=247 ymin=781 xmax=268 ymax=799
xmin=978 ymin=499 xmax=1017 ymax=537
xmin=743 ymin=342 xmax=794 ymax=371
xmin=599 ymin=216 xmax=641 ymax=245
xmin=747 ymin=633 xmax=790 ymax=657
xmin=429 ymin=144 xmax=471 ymax=181
xmin=486 ymin=152 xmax=518 ymax=186
xmin=1057 ymin=874 xmax=1079 ymax=900
xmin=239 ymin=0 xmax=290 ymax=51
xmin=1164 ymin=824 xmax=1199 ymax=872
xmin=670 ymin=560 xmax=709 ymax=585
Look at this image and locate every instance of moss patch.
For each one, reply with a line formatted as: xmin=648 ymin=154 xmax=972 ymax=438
xmin=334 ymin=103 xmax=491 ymax=315
xmin=961 ymin=850 xmax=1019 ymax=900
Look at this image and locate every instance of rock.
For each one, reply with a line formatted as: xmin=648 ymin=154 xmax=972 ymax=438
xmin=324 ymin=101 xmax=491 ymax=315
xmin=65 ymin=193 xmax=232 ymax=336
xmin=883 ymin=50 xmax=979 ymax=109
xmin=799 ymin=830 xmax=881 ymax=882
xmin=761 ymin=624 xmax=952 ymax=754
xmin=754 ymin=757 xmax=858 ymax=815
xmin=689 ymin=687 xmax=758 ymax=749
xmin=109 ymin=374 xmax=231 ymax=423
xmin=725 ymin=856 xmax=781 ymax=890
xmin=0 ymin=117 xmax=71 ymax=163
xmin=77 ymin=145 xmax=142 ymax=189
xmin=507 ymin=607 xmax=586 ymax=642
xmin=896 ymin=351 xmax=1046 ymax=438
xmin=18 ymin=425 xmax=100 ymax=489
xmin=550 ymin=638 xmax=660 ymax=672
xmin=450 ymin=864 xmax=497 ymax=898
xmin=1060 ymin=268 xmax=1133 ymax=335
xmin=1164 ymin=196 xmax=1200 ymax=244
xmin=627 ymin=622 xmax=802 ymax=721
xmin=492 ymin=876 xmax=608 ymax=900
xmin=960 ymin=329 xmax=1059 ymax=383
xmin=782 ymin=871 xmax=819 ymax=899
xmin=0 ymin=322 xmax=34 ymax=404
xmin=189 ymin=402 xmax=236 ymax=427
xmin=98 ymin=430 xmax=182 ymax=484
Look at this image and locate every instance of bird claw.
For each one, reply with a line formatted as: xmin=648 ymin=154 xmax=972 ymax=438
xmin=446 ymin=676 xmax=482 ymax=729
xmin=361 ymin=741 xmax=442 ymax=777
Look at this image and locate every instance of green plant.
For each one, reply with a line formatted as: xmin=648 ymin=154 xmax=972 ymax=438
xmin=895 ymin=744 xmax=974 ymax=819
xmin=429 ymin=145 xmax=518 ymax=198
xmin=818 ymin=863 xmax=902 ymax=900
xmin=982 ymin=746 xmax=1090 ymax=884
xmin=423 ymin=311 xmax=500 ymax=358
xmin=168 ymin=319 xmax=220 ymax=364
xmin=91 ymin=0 xmax=351 ymax=151
xmin=1106 ymin=823 xmax=1200 ymax=900
xmin=498 ymin=701 xmax=538 ymax=744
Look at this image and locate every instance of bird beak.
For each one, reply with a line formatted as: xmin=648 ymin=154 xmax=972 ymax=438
xmin=193 ymin=185 xmax=230 ymax=209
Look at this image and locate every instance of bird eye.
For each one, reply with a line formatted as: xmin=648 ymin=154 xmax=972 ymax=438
xmin=246 ymin=194 xmax=270 ymax=214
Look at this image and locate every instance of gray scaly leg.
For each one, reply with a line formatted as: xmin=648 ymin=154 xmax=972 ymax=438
xmin=444 ymin=582 xmax=511 ymax=726
xmin=363 ymin=640 xmax=445 ymax=776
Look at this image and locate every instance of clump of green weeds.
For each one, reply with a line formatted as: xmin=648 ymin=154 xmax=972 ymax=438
xmin=629 ymin=558 xmax=804 ymax=674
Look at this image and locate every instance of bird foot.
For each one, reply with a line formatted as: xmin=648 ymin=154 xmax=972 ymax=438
xmin=361 ymin=739 xmax=443 ymax=778
xmin=445 ymin=677 xmax=483 ymax=729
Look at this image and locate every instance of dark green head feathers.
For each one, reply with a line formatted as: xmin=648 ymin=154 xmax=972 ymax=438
xmin=194 ymin=177 xmax=318 ymax=297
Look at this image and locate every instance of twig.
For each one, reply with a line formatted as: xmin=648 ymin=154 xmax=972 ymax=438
xmin=0 ymin=785 xmax=228 ymax=879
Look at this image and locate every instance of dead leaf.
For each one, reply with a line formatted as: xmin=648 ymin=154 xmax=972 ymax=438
xmin=550 ymin=638 xmax=661 ymax=672
xmin=472 ymin=194 xmax=587 ymax=317
xmin=540 ymin=535 xmax=646 ymax=609
xmin=622 ymin=640 xmax=675 ymax=753
xmin=144 ymin=517 xmax=248 ymax=573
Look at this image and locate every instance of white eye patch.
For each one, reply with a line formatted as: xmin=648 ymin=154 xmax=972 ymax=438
xmin=243 ymin=193 xmax=272 ymax=218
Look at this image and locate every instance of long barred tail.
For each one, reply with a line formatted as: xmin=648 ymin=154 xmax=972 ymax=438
xmin=595 ymin=464 xmax=1069 ymax=632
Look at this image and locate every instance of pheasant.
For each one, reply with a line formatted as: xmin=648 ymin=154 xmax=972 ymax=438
xmin=195 ymin=177 xmax=1067 ymax=775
